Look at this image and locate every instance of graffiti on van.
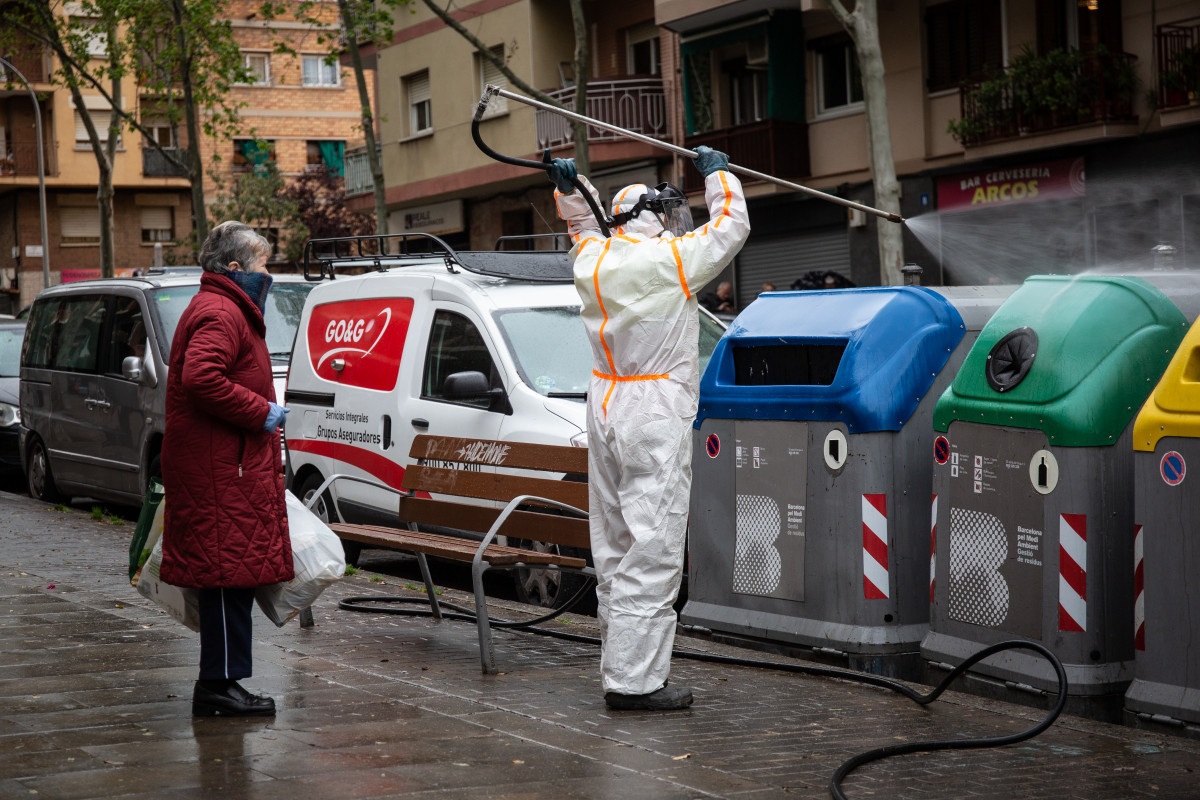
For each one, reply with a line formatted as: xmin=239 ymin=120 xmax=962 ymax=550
xmin=307 ymin=298 xmax=415 ymax=391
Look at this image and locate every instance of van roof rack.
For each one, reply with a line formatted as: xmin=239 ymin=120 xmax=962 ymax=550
xmin=494 ymin=233 xmax=572 ymax=251
xmin=302 ymin=232 xmax=574 ymax=284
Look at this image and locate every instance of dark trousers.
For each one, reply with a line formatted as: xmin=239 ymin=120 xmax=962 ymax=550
xmin=197 ymin=587 xmax=255 ymax=681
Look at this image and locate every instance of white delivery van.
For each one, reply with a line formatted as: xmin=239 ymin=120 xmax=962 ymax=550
xmin=285 ymin=235 xmax=725 ymax=606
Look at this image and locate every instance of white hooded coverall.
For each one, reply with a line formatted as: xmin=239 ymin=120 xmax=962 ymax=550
xmin=555 ymin=171 xmax=750 ymax=695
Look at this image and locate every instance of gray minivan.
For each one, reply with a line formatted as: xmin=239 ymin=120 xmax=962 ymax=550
xmin=19 ymin=272 xmax=314 ymax=506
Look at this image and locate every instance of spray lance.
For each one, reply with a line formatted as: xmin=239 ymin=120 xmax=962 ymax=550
xmin=472 ymin=84 xmax=905 ymax=231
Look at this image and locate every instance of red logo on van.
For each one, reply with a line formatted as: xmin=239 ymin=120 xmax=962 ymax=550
xmin=306 ymin=298 xmax=414 ymax=391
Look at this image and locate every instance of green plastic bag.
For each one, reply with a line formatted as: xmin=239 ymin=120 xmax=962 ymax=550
xmin=128 ymin=478 xmax=165 ymax=583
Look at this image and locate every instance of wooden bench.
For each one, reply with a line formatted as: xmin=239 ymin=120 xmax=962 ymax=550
xmin=312 ymin=434 xmax=591 ymax=674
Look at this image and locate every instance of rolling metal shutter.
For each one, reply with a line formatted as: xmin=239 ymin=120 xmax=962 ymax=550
xmin=735 ymin=225 xmax=850 ymax=308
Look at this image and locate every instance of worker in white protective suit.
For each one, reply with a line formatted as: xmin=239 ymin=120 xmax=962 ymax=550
xmin=548 ymin=146 xmax=750 ymax=710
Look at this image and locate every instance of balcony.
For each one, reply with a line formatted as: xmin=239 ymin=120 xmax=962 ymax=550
xmin=344 ymin=144 xmax=378 ymax=198
xmin=535 ymin=78 xmax=667 ymax=150
xmin=1157 ymin=17 xmax=1200 ymax=108
xmin=142 ymin=147 xmax=187 ymax=178
xmin=951 ymin=48 xmax=1138 ymax=148
xmin=0 ymin=141 xmax=51 ymax=177
xmin=0 ymin=46 xmax=48 ymax=84
xmin=682 ymin=119 xmax=809 ymax=194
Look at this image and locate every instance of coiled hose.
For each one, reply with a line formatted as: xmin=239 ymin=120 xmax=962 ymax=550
xmin=340 ymin=580 xmax=1067 ymax=800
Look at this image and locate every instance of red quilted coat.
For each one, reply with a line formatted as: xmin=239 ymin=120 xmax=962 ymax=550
xmin=160 ymin=272 xmax=293 ymax=589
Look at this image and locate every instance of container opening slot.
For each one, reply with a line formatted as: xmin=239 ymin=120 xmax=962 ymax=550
xmin=732 ymin=344 xmax=846 ymax=386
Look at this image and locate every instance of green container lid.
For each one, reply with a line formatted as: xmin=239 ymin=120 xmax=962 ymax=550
xmin=933 ymin=275 xmax=1188 ymax=446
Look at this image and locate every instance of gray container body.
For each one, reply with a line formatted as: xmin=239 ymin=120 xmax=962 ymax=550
xmin=683 ymin=336 xmax=975 ymax=659
xmin=923 ymin=421 xmax=1137 ymax=697
xmin=1125 ymin=438 xmax=1200 ymax=724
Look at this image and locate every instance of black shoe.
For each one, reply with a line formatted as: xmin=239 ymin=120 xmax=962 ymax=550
xmin=605 ymin=684 xmax=694 ymax=711
xmin=192 ymin=681 xmax=276 ymax=717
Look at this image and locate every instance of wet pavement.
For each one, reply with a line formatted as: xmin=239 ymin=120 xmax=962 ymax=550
xmin=1 ymin=489 xmax=1198 ymax=799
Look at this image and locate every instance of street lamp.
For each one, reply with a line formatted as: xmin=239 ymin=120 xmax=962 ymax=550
xmin=0 ymin=56 xmax=51 ymax=292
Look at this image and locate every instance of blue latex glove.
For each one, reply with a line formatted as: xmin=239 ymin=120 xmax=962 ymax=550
xmin=544 ymin=148 xmax=577 ymax=193
xmin=694 ymin=145 xmax=729 ymax=178
xmin=264 ymin=402 xmax=289 ymax=431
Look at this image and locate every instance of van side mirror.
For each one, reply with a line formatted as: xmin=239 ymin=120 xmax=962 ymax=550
xmin=122 ymin=355 xmax=157 ymax=387
xmin=443 ymin=370 xmax=511 ymax=414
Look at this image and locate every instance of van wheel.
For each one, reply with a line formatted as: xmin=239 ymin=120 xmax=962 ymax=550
xmin=513 ymin=540 xmax=596 ymax=614
xmin=296 ymin=472 xmax=360 ymax=567
xmin=27 ymin=438 xmax=64 ymax=504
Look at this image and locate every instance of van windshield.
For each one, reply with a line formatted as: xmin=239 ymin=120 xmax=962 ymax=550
xmin=148 ymin=281 xmax=314 ymax=360
xmin=493 ymin=306 xmax=727 ymax=398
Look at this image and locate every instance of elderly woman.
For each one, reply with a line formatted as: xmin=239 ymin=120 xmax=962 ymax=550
xmin=161 ymin=221 xmax=292 ymax=717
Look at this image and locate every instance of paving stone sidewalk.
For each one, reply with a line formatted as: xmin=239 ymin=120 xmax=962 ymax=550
xmin=0 ymin=490 xmax=1197 ymax=800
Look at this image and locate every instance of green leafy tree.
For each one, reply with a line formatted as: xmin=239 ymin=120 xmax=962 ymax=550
xmin=207 ymin=156 xmax=303 ymax=264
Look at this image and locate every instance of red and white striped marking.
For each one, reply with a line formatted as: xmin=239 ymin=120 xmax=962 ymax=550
xmin=930 ymin=494 xmax=938 ymax=603
xmin=1058 ymin=513 xmax=1087 ymax=632
xmin=863 ymin=494 xmax=888 ymax=599
xmin=1134 ymin=524 xmax=1145 ymax=651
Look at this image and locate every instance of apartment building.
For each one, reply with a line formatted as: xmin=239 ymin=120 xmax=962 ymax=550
xmin=346 ymin=0 xmax=679 ymax=254
xmin=658 ymin=0 xmax=1200 ymax=304
xmin=0 ymin=0 xmax=373 ymax=312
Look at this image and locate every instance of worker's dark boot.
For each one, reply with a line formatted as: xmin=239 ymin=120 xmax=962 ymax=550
xmin=604 ymin=684 xmax=693 ymax=711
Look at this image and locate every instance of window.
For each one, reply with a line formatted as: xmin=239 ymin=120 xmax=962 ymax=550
xmin=405 ymin=70 xmax=432 ymax=135
xmin=728 ymin=60 xmax=768 ymax=125
xmin=60 ymin=206 xmax=100 ymax=245
xmin=814 ymin=39 xmax=863 ymax=113
xmin=49 ymin=295 xmax=108 ymax=373
xmin=306 ymin=140 xmax=345 ymax=175
xmin=477 ymin=47 xmax=507 ymax=117
xmin=238 ymin=53 xmax=270 ymax=86
xmin=140 ymin=207 xmax=173 ymax=243
xmin=72 ymin=17 xmax=109 ymax=58
xmin=232 ymin=138 xmax=276 ymax=173
xmin=145 ymin=121 xmax=174 ymax=148
xmin=926 ymin=0 xmax=1004 ymax=92
xmin=109 ymin=297 xmax=147 ymax=371
xmin=73 ymin=98 xmax=121 ymax=147
xmin=627 ymin=21 xmax=661 ymax=76
xmin=422 ymin=311 xmax=500 ymax=408
xmin=302 ymin=55 xmax=340 ymax=87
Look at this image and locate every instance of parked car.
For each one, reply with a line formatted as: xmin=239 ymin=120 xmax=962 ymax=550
xmin=18 ymin=271 xmax=315 ymax=507
xmin=0 ymin=320 xmax=26 ymax=477
xmin=284 ymin=234 xmax=726 ymax=606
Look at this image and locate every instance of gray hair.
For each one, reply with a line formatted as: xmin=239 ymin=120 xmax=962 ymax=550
xmin=198 ymin=220 xmax=272 ymax=274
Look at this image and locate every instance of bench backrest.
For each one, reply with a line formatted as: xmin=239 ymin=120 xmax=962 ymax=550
xmin=398 ymin=435 xmax=590 ymax=550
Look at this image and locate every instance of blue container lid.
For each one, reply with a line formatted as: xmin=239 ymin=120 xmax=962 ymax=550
xmin=697 ymin=286 xmax=966 ymax=431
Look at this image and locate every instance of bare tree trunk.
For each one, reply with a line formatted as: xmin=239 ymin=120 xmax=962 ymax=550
xmin=568 ymin=0 xmax=589 ymax=176
xmin=171 ymin=0 xmax=209 ymax=245
xmin=828 ymin=0 xmax=903 ymax=285
xmin=338 ymin=0 xmax=387 ymax=235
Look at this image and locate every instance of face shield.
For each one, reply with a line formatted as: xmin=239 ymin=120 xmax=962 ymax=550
xmin=610 ymin=183 xmax=694 ymax=238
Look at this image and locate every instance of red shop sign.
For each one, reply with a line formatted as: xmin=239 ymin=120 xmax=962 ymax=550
xmin=937 ymin=157 xmax=1085 ymax=212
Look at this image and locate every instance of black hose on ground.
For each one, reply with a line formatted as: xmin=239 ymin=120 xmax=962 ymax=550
xmin=339 ymin=586 xmax=1067 ymax=800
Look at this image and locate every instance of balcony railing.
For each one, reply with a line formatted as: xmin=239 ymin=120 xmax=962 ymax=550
xmin=142 ymin=147 xmax=187 ymax=178
xmin=1157 ymin=17 xmax=1200 ymax=108
xmin=0 ymin=142 xmax=51 ymax=177
xmin=682 ymin=119 xmax=809 ymax=194
xmin=953 ymin=49 xmax=1138 ymax=147
xmin=344 ymin=144 xmax=379 ymax=198
xmin=536 ymin=78 xmax=667 ymax=149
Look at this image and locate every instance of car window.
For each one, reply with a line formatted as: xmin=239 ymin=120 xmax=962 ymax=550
xmin=422 ymin=310 xmax=499 ymax=408
xmin=0 ymin=326 xmax=24 ymax=377
xmin=264 ymin=282 xmax=314 ymax=360
xmin=42 ymin=295 xmax=109 ymax=373
xmin=494 ymin=307 xmax=591 ymax=397
xmin=108 ymin=297 xmax=147 ymax=374
xmin=148 ymin=285 xmax=201 ymax=356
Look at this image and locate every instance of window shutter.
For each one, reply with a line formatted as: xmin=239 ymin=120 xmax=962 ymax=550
xmin=140 ymin=207 xmax=172 ymax=232
xmin=61 ymin=206 xmax=100 ymax=241
xmin=481 ymin=47 xmax=507 ymax=114
xmin=409 ymin=72 xmax=430 ymax=105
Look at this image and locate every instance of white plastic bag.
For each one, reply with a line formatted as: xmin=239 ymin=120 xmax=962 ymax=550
xmin=136 ymin=536 xmax=202 ymax=632
xmin=255 ymin=490 xmax=346 ymax=627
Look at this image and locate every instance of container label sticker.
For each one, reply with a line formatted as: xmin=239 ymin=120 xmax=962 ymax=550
xmin=934 ymin=436 xmax=950 ymax=465
xmin=706 ymin=433 xmax=720 ymax=458
xmin=941 ymin=423 xmax=1045 ymax=639
xmin=733 ymin=420 xmax=807 ymax=601
xmin=1161 ymin=451 xmax=1186 ymax=486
